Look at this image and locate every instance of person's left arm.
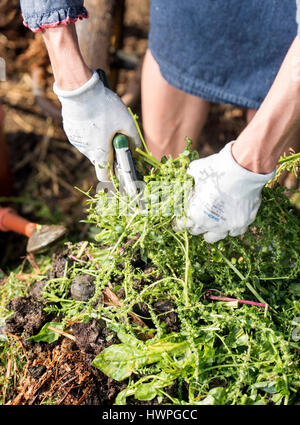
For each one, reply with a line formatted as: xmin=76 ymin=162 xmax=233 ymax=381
xmin=179 ymin=34 xmax=300 ymax=243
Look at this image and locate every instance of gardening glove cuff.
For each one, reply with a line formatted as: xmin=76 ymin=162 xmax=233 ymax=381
xmin=53 ymin=70 xmax=141 ymax=181
xmin=177 ymin=141 xmax=275 ymax=243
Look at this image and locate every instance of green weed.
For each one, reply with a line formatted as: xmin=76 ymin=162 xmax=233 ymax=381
xmin=1 ymin=138 xmax=299 ymax=405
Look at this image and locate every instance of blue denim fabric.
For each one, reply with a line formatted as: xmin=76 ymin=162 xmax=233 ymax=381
xmin=20 ymin=1 xmax=300 ymax=107
xmin=20 ymin=0 xmax=88 ymax=32
xmin=297 ymin=0 xmax=300 ymax=35
xmin=149 ymin=0 xmax=297 ymax=110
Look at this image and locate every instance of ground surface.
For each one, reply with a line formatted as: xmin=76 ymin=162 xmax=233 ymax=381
xmin=0 ymin=0 xmax=299 ymax=406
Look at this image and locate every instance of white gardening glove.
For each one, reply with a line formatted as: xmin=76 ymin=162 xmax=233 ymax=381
xmin=53 ymin=70 xmax=141 ymax=181
xmin=177 ymin=141 xmax=275 ymax=243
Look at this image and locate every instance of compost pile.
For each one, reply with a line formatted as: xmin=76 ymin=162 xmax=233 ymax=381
xmin=0 ymin=138 xmax=299 ymax=406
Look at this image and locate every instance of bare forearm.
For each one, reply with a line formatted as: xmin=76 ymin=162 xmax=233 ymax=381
xmin=42 ymin=23 xmax=92 ymax=90
xmin=232 ymin=36 xmax=300 ymax=174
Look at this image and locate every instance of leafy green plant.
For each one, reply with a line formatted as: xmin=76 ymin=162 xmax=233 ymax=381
xmin=2 ymin=130 xmax=300 ymax=405
xmin=92 ymin=331 xmax=193 ymax=381
xmin=28 ymin=322 xmax=63 ymax=343
xmin=268 ymin=151 xmax=300 ymax=186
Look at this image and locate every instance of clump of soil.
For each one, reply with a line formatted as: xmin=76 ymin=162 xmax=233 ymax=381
xmin=30 ymin=280 xmax=48 ymax=302
xmin=5 ymin=296 xmax=47 ymax=338
xmin=70 ymin=274 xmax=95 ymax=301
xmin=153 ymin=300 xmax=179 ymax=333
xmin=71 ymin=319 xmax=119 ymax=355
xmin=49 ymin=249 xmax=71 ymax=279
xmin=133 ymin=298 xmax=180 ymax=334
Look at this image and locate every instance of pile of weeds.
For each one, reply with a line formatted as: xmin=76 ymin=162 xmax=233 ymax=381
xmin=0 ymin=135 xmax=300 ymax=405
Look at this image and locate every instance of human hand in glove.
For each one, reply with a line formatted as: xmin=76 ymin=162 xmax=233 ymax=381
xmin=54 ymin=70 xmax=141 ymax=181
xmin=177 ymin=141 xmax=275 ymax=243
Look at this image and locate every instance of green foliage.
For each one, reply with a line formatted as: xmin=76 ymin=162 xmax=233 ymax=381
xmin=92 ymin=331 xmax=192 ymax=381
xmin=0 ymin=334 xmax=28 ymax=404
xmin=28 ymin=322 xmax=63 ymax=343
xmin=289 ymin=283 xmax=300 ymax=297
xmin=268 ymin=151 xmax=300 ymax=186
xmin=85 ymin=145 xmax=300 ymax=405
xmin=2 ymin=139 xmax=300 ymax=405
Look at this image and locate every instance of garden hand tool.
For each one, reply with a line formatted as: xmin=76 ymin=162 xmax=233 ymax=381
xmin=95 ymin=69 xmax=141 ymax=202
xmin=0 ymin=208 xmax=66 ymax=253
xmin=112 ymin=133 xmax=139 ymax=198
xmin=112 ymin=132 xmax=147 ymax=216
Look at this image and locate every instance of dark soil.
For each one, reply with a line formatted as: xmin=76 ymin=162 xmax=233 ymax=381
xmin=70 ymin=274 xmax=95 ymax=301
xmin=153 ymin=300 xmax=179 ymax=334
xmin=133 ymin=299 xmax=180 ymax=334
xmin=5 ymin=296 xmax=47 ymax=338
xmin=4 ymin=267 xmax=127 ymax=405
xmin=49 ymin=249 xmax=71 ymax=279
xmin=30 ymin=249 xmax=71 ymax=302
xmin=3 ymin=246 xmax=182 ymax=405
xmin=2 ymin=0 xmax=299 ymax=407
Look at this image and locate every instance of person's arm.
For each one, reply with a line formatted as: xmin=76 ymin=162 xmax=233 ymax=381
xmin=41 ymin=23 xmax=92 ymax=90
xmin=19 ymin=1 xmax=141 ymax=181
xmin=19 ymin=1 xmax=91 ymax=88
xmin=178 ymin=34 xmax=300 ymax=243
xmin=232 ymin=36 xmax=300 ymax=174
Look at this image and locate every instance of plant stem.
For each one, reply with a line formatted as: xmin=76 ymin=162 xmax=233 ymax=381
xmin=277 ymin=152 xmax=300 ymax=164
xmin=199 ymin=359 xmax=275 ymax=374
xmin=184 ymin=231 xmax=191 ymax=307
xmin=135 ymin=148 xmax=161 ymax=168
xmin=110 ymin=213 xmax=137 ymax=254
xmin=47 ymin=326 xmax=76 ymax=341
xmin=128 ymin=107 xmax=150 ymax=155
xmin=219 ymin=252 xmax=269 ymax=306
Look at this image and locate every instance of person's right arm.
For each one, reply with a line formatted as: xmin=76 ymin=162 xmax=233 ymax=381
xmin=19 ymin=1 xmax=141 ymax=181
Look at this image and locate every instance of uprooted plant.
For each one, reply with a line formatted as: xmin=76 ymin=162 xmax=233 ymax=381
xmin=1 ymin=128 xmax=300 ymax=405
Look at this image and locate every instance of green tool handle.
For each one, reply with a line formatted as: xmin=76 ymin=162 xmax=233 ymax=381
xmin=113 ymin=133 xmax=129 ymax=149
xmin=96 ymin=68 xmax=110 ymax=89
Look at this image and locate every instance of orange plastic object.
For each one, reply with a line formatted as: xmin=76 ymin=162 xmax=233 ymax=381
xmin=0 ymin=104 xmax=13 ymax=196
xmin=0 ymin=207 xmax=36 ymax=237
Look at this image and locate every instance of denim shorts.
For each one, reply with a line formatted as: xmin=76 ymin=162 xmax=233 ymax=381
xmin=149 ymin=0 xmax=298 ymax=109
xmin=20 ymin=0 xmax=88 ymax=32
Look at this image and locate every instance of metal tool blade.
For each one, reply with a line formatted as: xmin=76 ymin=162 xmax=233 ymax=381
xmin=26 ymin=224 xmax=67 ymax=253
